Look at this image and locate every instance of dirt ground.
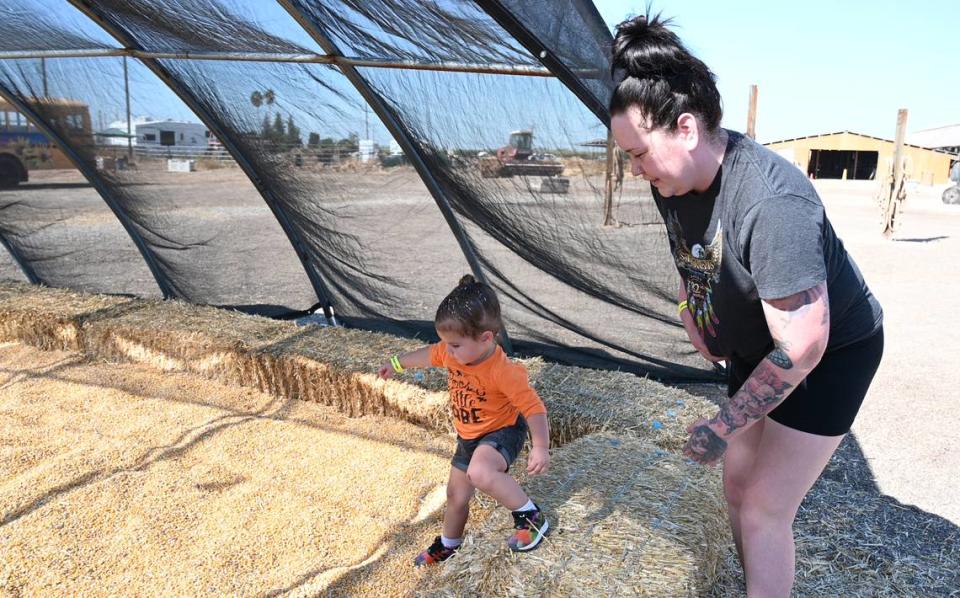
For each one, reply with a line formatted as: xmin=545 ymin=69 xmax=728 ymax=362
xmin=0 ymin=169 xmax=957 ymax=526
xmin=0 ymin=342 xmax=459 ymax=596
xmin=808 ymin=180 xmax=960 ymax=526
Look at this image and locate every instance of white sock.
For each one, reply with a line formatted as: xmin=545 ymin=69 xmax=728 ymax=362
xmin=440 ymin=535 xmax=462 ymax=549
xmin=515 ymin=499 xmax=535 ymax=513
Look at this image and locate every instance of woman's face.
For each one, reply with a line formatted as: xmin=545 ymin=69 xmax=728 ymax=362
xmin=611 ymin=107 xmax=699 ymax=197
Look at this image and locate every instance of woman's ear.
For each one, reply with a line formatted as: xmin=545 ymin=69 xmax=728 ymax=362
xmin=676 ymin=112 xmax=700 ymax=149
xmin=480 ymin=330 xmax=495 ymax=344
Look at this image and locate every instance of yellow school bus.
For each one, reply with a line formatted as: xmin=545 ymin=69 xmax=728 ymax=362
xmin=0 ymin=98 xmax=92 ymax=187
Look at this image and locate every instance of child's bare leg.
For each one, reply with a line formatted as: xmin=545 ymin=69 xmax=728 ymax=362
xmin=466 ymin=444 xmax=528 ymax=510
xmin=443 ymin=466 xmax=475 ymax=539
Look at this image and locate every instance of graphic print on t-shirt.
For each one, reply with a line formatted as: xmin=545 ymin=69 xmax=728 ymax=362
xmin=448 ymin=368 xmax=488 ymax=425
xmin=666 ymin=210 xmax=723 ymax=338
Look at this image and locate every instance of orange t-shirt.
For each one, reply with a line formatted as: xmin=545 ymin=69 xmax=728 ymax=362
xmin=430 ymin=341 xmax=546 ymax=440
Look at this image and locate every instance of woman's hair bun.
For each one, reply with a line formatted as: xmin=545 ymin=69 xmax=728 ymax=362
xmin=457 ymin=274 xmax=477 ymax=287
xmin=611 ymin=12 xmax=686 ymax=80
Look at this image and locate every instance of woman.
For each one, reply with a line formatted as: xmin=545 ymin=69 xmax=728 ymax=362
xmin=608 ymin=12 xmax=884 ymax=597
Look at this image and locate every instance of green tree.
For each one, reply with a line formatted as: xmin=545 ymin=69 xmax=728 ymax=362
xmin=261 ymin=114 xmax=272 ymax=140
xmin=307 ymin=132 xmax=320 ymax=148
xmin=286 ymin=115 xmax=301 ymax=147
xmin=273 ymin=112 xmax=285 ymax=142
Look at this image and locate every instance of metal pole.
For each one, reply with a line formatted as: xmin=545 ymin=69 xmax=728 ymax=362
xmin=0 ymin=48 xmax=590 ymax=77
xmin=40 ymin=58 xmax=48 ymax=97
xmin=123 ymin=55 xmax=132 ymax=161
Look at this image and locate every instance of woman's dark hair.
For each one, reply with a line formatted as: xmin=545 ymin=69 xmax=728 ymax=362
xmin=609 ymin=10 xmax=722 ymax=133
xmin=435 ymin=274 xmax=503 ymax=339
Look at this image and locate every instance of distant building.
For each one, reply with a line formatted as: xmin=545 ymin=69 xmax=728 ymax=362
xmin=765 ymin=131 xmax=953 ymax=185
xmin=95 ymin=116 xmax=151 ymax=146
xmin=94 ymin=127 xmax=133 ymax=146
xmin=136 ymin=120 xmax=207 ymax=148
xmin=906 ymin=124 xmax=960 ymax=155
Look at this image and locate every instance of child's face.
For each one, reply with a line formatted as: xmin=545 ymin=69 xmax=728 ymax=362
xmin=436 ymin=325 xmax=495 ymax=365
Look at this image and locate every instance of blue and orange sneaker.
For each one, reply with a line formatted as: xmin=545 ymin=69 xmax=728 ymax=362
xmin=507 ymin=504 xmax=549 ymax=552
xmin=414 ymin=536 xmax=459 ymax=567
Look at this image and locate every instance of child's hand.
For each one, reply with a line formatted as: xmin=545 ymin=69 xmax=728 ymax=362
xmin=377 ymin=362 xmax=394 ymax=379
xmin=527 ymin=446 xmax=550 ymax=475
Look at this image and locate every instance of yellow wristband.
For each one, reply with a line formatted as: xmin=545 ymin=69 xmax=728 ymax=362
xmin=390 ymin=355 xmax=405 ymax=374
xmin=678 ymin=300 xmax=689 ymax=316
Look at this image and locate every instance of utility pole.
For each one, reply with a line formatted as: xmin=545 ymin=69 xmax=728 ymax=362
xmin=746 ymin=84 xmax=758 ymax=139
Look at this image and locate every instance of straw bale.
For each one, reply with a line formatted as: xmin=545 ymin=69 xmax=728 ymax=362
xmin=0 ymin=282 xmax=716 ymax=451
xmin=0 ymin=341 xmax=466 ymax=596
xmin=0 ymin=281 xmax=131 ymax=351
xmin=31 ymin=290 xmax=455 ymax=432
xmin=422 ymin=432 xmax=730 ymax=597
xmin=530 ymin=362 xmax=717 ymax=450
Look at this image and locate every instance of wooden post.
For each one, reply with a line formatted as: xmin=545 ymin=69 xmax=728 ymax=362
xmin=603 ymin=128 xmax=620 ymax=226
xmin=881 ymin=108 xmax=909 ymax=237
xmin=746 ymin=84 xmax=758 ymax=139
xmin=892 ymin=108 xmax=907 ymax=183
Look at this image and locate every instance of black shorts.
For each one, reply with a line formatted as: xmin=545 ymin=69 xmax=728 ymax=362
xmin=728 ymin=327 xmax=884 ymax=437
xmin=451 ymin=416 xmax=528 ymax=472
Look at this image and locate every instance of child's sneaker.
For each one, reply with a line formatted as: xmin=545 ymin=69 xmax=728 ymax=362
xmin=414 ymin=536 xmax=459 ymax=566
xmin=507 ymin=504 xmax=549 ymax=552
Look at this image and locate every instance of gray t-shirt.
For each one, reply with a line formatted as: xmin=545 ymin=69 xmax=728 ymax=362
xmin=653 ymin=130 xmax=883 ymax=365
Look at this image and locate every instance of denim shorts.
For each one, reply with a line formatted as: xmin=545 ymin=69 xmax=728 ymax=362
xmin=451 ymin=416 xmax=528 ymax=472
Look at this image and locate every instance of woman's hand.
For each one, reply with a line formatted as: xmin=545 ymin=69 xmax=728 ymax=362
xmin=526 ymin=446 xmax=550 ymax=475
xmin=682 ymin=417 xmax=728 ymax=466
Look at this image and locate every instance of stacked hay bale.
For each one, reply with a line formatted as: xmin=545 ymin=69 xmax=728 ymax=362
xmin=0 ymin=282 xmax=132 ymax=350
xmin=0 ymin=282 xmax=718 ymax=448
xmin=422 ymin=432 xmax=729 ymax=597
xmin=0 ymin=282 xmax=453 ymax=431
xmin=530 ymin=362 xmax=716 ymax=450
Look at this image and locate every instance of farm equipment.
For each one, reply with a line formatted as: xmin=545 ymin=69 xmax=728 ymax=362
xmin=479 ymin=129 xmax=569 ymax=193
xmin=943 ymin=159 xmax=960 ymax=205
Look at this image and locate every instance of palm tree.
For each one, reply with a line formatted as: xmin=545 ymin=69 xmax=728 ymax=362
xmin=250 ymin=91 xmax=263 ymax=136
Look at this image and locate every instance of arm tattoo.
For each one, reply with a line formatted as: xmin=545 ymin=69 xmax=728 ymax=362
xmin=715 ymin=361 xmax=793 ymax=435
xmin=688 ymin=424 xmax=727 ymax=463
xmin=766 ymin=347 xmax=793 ymax=369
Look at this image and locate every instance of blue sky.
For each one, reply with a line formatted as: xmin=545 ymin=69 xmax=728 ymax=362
xmin=594 ymin=0 xmax=957 ymax=142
